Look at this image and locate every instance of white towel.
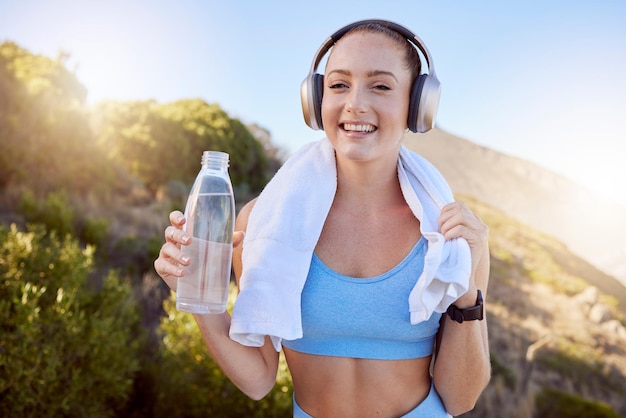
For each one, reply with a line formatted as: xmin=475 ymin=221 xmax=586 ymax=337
xmin=230 ymin=138 xmax=471 ymax=351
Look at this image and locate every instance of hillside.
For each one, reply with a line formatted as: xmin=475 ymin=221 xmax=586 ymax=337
xmin=402 ymin=129 xmax=626 ymax=415
xmin=462 ymin=196 xmax=626 ymax=417
xmin=404 ymin=128 xmax=626 ymax=288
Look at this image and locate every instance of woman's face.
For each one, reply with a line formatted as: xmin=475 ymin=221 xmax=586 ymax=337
xmin=321 ymin=31 xmax=413 ymax=164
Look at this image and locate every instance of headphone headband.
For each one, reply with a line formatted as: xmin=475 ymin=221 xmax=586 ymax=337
xmin=301 ymin=19 xmax=441 ymax=133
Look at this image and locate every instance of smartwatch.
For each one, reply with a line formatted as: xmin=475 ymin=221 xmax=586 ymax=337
xmin=446 ymin=289 xmax=484 ymax=323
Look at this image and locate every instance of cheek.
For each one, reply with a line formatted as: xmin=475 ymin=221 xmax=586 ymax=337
xmin=320 ymin=96 xmax=339 ymax=125
xmin=392 ymin=99 xmax=410 ymax=128
xmin=378 ymin=101 xmax=408 ymax=129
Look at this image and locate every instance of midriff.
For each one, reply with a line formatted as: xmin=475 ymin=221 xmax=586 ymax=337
xmin=284 ymin=348 xmax=432 ymax=418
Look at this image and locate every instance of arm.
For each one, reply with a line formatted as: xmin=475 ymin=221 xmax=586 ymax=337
xmin=154 ymin=199 xmax=279 ymax=400
xmin=432 ymin=201 xmax=491 ymax=416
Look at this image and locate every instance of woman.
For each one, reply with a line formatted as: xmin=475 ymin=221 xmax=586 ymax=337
xmin=155 ymin=20 xmax=490 ymax=417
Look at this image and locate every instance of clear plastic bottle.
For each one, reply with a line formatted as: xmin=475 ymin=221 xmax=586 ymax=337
xmin=177 ymin=151 xmax=235 ymax=314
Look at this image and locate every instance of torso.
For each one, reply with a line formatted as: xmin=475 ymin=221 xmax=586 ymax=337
xmin=284 ymin=194 xmax=433 ymax=417
xmin=284 ymin=350 xmax=432 ymax=417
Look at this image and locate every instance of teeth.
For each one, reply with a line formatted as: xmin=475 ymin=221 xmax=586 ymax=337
xmin=344 ymin=123 xmax=375 ymax=132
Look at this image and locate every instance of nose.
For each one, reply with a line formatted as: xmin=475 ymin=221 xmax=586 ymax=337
xmin=345 ymin=86 xmax=368 ymax=114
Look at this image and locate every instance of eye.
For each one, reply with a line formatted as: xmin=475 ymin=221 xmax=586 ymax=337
xmin=328 ymin=82 xmax=348 ymax=89
xmin=374 ymin=84 xmax=391 ymax=91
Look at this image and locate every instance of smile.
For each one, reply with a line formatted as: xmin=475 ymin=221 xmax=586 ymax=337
xmin=342 ymin=123 xmax=377 ymax=133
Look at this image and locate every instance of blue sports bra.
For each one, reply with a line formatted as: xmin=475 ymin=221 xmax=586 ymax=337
xmin=282 ymin=237 xmax=442 ymax=360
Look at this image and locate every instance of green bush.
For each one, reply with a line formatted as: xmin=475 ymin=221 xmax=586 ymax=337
xmin=0 ymin=224 xmax=141 ymax=417
xmin=535 ymin=386 xmax=620 ymax=418
xmin=81 ymin=216 xmax=110 ymax=247
xmin=110 ymin=236 xmax=156 ymax=277
xmin=154 ymin=287 xmax=293 ymax=417
xmin=19 ymin=189 xmax=76 ymax=237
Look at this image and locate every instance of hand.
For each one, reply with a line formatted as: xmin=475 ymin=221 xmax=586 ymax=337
xmin=438 ymin=201 xmax=489 ymax=299
xmin=153 ymin=210 xmax=245 ymax=292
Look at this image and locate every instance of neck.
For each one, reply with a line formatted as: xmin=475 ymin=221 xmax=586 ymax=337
xmin=334 ymin=153 xmax=404 ymax=214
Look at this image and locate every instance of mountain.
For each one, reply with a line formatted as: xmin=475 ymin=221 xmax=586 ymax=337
xmin=404 ymin=128 xmax=626 ymax=289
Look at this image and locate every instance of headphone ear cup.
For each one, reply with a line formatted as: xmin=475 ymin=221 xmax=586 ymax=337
xmin=311 ymin=74 xmax=324 ymax=130
xmin=418 ymin=74 xmax=441 ymax=133
xmin=300 ymin=73 xmax=325 ymax=130
xmin=407 ymin=74 xmax=427 ymax=133
xmin=408 ymin=74 xmax=441 ymax=133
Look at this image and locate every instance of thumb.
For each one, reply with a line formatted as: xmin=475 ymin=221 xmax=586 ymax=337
xmin=233 ymin=231 xmax=245 ymax=248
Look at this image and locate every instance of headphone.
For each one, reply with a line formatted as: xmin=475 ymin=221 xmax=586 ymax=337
xmin=300 ymin=19 xmax=441 ymax=133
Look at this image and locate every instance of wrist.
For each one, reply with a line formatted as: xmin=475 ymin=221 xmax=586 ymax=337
xmin=454 ymin=288 xmax=479 ymax=309
xmin=446 ymin=289 xmax=484 ymax=323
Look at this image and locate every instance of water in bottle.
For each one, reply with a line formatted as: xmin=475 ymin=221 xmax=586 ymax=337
xmin=177 ymin=151 xmax=235 ymax=314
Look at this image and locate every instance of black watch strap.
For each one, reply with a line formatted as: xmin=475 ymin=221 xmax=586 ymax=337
xmin=446 ymin=289 xmax=484 ymax=323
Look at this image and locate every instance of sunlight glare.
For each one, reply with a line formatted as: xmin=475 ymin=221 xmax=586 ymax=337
xmin=539 ymin=103 xmax=626 ymax=206
xmin=72 ymin=38 xmax=140 ymax=104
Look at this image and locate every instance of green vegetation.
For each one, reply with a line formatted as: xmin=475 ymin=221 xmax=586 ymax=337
xmin=93 ymin=98 xmax=269 ymax=197
xmin=535 ymin=387 xmax=621 ymax=418
xmin=154 ymin=288 xmax=292 ymax=417
xmin=0 ymin=224 xmax=141 ymax=417
xmin=0 ymin=40 xmax=283 ymax=416
xmin=1 ymin=41 xmax=272 ymax=206
xmin=536 ymin=344 xmax=625 ymax=395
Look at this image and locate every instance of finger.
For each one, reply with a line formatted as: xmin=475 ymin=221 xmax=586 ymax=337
xmin=439 ymin=209 xmax=465 ymax=235
xmin=442 ymin=224 xmax=467 ymax=241
xmin=166 ymin=226 xmax=191 ymax=246
xmin=162 ymin=241 xmax=190 ymax=264
xmin=165 ymin=226 xmax=178 ymax=242
xmin=439 ymin=202 xmax=463 ymax=228
xmin=169 ymin=210 xmax=186 ymax=228
xmin=441 ymin=201 xmax=465 ymax=214
xmin=154 ymin=242 xmax=190 ymax=281
xmin=439 ymin=202 xmax=483 ymax=234
xmin=154 ymin=253 xmax=184 ymax=278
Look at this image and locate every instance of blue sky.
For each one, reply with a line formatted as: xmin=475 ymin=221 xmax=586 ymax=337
xmin=2 ymin=0 xmax=625 ymax=203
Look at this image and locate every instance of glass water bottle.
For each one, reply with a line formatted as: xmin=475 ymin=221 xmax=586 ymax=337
xmin=177 ymin=151 xmax=235 ymax=314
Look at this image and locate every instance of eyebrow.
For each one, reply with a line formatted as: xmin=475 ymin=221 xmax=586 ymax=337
xmin=327 ymin=69 xmax=399 ymax=82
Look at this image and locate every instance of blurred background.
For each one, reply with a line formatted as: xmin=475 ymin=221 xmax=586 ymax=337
xmin=1 ymin=1 xmax=624 ymax=417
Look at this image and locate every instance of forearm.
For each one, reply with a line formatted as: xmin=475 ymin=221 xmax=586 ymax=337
xmin=193 ymin=312 xmax=279 ymax=400
xmin=433 ymin=250 xmax=491 ymax=416
xmin=433 ymin=308 xmax=490 ymax=415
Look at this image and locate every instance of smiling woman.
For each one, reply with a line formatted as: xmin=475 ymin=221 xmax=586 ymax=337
xmin=154 ymin=19 xmax=491 ymax=418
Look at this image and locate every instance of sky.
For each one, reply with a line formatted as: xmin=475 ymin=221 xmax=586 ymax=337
xmin=1 ymin=0 xmax=625 ymax=204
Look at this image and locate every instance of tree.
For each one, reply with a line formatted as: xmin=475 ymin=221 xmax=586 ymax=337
xmin=0 ymin=41 xmax=125 ymax=200
xmin=93 ymin=99 xmax=269 ymax=197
